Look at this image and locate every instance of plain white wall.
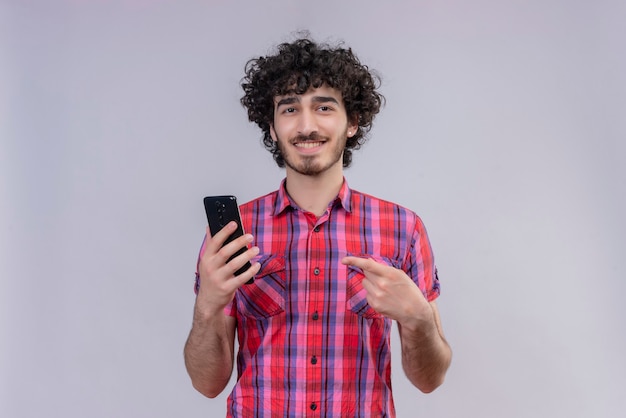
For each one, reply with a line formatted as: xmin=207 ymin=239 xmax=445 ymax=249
xmin=2 ymin=0 xmax=625 ymax=417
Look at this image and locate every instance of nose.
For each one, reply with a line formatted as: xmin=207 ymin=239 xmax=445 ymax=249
xmin=297 ymin=108 xmax=317 ymax=136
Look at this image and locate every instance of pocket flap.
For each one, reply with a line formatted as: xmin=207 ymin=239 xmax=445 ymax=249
xmin=254 ymin=254 xmax=285 ymax=278
xmin=237 ymin=254 xmax=286 ymax=319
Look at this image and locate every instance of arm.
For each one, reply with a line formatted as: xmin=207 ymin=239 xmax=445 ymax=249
xmin=184 ymin=222 xmax=261 ymax=398
xmin=397 ymin=300 xmax=451 ymax=393
xmin=341 ymin=257 xmax=451 ymax=393
xmin=184 ymin=308 xmax=237 ymax=398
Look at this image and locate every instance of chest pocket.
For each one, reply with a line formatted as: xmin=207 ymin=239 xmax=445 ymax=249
xmin=236 ymin=254 xmax=286 ymax=319
xmin=346 ymin=254 xmax=400 ymax=319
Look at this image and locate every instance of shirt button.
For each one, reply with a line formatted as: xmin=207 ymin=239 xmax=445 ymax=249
xmin=313 ymin=267 xmax=320 ymax=275
xmin=310 ymin=402 xmax=317 ymax=411
xmin=313 ymin=226 xmax=320 ymax=232
xmin=312 ymin=311 xmax=319 ymax=320
xmin=311 ymin=355 xmax=317 ymax=365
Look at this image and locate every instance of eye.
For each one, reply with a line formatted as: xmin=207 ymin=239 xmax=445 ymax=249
xmin=318 ymin=105 xmax=332 ymax=112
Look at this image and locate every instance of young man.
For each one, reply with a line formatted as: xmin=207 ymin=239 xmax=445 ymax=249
xmin=184 ymin=38 xmax=451 ymax=417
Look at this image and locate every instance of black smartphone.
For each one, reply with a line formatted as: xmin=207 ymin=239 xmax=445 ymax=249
xmin=203 ymin=195 xmax=254 ymax=284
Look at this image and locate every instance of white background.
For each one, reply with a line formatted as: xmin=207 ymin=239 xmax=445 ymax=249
xmin=2 ymin=1 xmax=625 ymax=417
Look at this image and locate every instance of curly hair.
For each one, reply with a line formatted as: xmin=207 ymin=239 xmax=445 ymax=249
xmin=240 ymin=37 xmax=384 ymax=168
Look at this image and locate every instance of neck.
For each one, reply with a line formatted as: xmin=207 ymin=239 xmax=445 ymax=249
xmin=284 ymin=166 xmax=344 ymax=217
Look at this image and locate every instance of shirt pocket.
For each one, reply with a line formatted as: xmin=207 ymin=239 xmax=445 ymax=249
xmin=236 ymin=254 xmax=286 ymax=319
xmin=345 ymin=253 xmax=399 ymax=319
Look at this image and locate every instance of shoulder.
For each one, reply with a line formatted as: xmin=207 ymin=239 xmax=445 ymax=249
xmin=239 ymin=190 xmax=279 ymax=214
xmin=348 ymin=189 xmax=432 ymax=238
xmin=350 ymin=189 xmax=421 ymax=220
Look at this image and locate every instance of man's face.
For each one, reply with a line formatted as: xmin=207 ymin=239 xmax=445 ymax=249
xmin=270 ymin=85 xmax=357 ymax=177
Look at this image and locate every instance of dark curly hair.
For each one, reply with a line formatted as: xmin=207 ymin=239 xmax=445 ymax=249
xmin=240 ymin=37 xmax=384 ymax=168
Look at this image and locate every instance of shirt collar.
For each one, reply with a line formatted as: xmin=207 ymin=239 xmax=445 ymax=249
xmin=272 ymin=177 xmax=353 ymax=216
xmin=273 ymin=179 xmax=291 ymax=215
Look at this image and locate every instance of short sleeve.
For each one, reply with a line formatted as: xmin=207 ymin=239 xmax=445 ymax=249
xmin=404 ymin=216 xmax=440 ymax=302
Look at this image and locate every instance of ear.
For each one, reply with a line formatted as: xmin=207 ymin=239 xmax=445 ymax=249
xmin=269 ymin=124 xmax=278 ymax=142
xmin=347 ymin=114 xmax=359 ymax=138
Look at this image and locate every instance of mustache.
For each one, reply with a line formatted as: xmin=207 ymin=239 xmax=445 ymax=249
xmin=291 ymin=132 xmax=326 ymax=143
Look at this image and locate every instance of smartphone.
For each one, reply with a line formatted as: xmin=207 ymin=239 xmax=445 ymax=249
xmin=203 ymin=195 xmax=254 ymax=284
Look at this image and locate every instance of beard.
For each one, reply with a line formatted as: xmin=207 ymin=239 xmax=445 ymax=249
xmin=276 ymin=131 xmax=347 ymax=176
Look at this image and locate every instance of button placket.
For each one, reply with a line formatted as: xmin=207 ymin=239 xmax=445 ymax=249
xmin=307 ymin=218 xmax=325 ymax=414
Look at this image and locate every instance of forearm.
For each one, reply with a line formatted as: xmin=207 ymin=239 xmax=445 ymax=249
xmin=399 ymin=304 xmax=452 ymax=393
xmin=184 ymin=308 xmax=235 ymax=398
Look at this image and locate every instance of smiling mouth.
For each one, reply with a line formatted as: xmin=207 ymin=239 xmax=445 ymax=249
xmin=294 ymin=141 xmax=324 ymax=149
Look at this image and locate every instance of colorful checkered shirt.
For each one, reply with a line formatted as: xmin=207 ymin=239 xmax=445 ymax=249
xmin=203 ymin=179 xmax=440 ymax=417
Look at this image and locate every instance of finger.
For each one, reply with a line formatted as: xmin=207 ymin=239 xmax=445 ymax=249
xmin=215 ymin=233 xmax=255 ymax=265
xmin=205 ymin=222 xmax=239 ymax=254
xmin=361 ymin=275 xmax=374 ymax=293
xmin=341 ymin=256 xmax=386 ymax=275
xmin=231 ymin=261 xmax=262 ymax=288
xmin=225 ymin=245 xmax=260 ymax=276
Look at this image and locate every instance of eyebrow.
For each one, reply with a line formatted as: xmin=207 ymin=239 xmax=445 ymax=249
xmin=312 ymin=96 xmax=340 ymax=105
xmin=275 ymin=95 xmax=340 ymax=108
xmin=276 ymin=97 xmax=298 ymax=107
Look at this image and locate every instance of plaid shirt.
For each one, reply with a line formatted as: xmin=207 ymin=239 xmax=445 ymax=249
xmin=203 ymin=179 xmax=440 ymax=417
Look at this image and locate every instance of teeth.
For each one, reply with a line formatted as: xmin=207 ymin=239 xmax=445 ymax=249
xmin=295 ymin=142 xmax=323 ymax=149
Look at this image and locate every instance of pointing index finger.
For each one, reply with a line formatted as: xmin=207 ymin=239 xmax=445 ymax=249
xmin=341 ymin=256 xmax=383 ymax=273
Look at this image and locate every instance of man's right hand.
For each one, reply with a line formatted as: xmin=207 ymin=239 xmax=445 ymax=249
xmin=195 ymin=221 xmax=261 ymax=317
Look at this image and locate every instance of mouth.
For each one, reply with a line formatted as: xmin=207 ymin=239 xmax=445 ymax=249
xmin=294 ymin=141 xmax=324 ymax=149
